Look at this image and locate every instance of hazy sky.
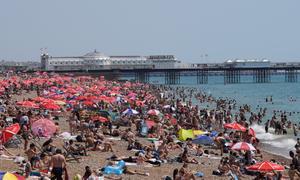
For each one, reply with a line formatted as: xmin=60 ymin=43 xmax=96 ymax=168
xmin=1 ymin=0 xmax=300 ymax=63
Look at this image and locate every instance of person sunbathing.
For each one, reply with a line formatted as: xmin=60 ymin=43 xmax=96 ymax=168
xmin=196 ymin=145 xmax=204 ymax=156
xmin=123 ymin=165 xmax=149 ymax=176
xmin=178 ymin=148 xmax=198 ymax=164
xmin=178 ymin=163 xmax=196 ymax=180
xmin=109 ymin=154 xmax=161 ymax=166
xmin=91 ymin=140 xmax=113 ymax=152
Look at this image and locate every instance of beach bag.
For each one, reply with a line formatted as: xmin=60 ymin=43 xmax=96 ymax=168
xmin=76 ymin=135 xmax=83 ymax=142
xmin=140 ymin=125 xmax=148 ymax=137
xmin=212 ymin=170 xmax=222 ymax=176
xmin=223 ymin=146 xmax=229 ymax=153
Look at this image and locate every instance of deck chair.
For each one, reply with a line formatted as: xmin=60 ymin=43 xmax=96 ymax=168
xmin=63 ymin=144 xmax=81 ymax=163
xmin=4 ymin=135 xmax=22 ymax=148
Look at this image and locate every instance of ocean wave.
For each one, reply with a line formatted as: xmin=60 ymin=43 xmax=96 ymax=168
xmin=251 ymin=124 xmax=296 ymax=157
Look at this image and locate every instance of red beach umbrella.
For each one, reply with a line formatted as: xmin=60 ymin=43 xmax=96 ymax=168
xmin=224 ymin=122 xmax=247 ymax=132
xmin=145 ymin=120 xmax=156 ymax=128
xmin=41 ymin=103 xmax=61 ymax=111
xmin=17 ymin=101 xmax=39 ymax=109
xmin=147 ymin=109 xmax=160 ymax=116
xmin=249 ymin=128 xmax=256 ymax=137
xmin=32 ymin=97 xmax=47 ymax=102
xmin=231 ymin=142 xmax=256 ymax=151
xmin=92 ymin=116 xmax=108 ymax=123
xmin=247 ymin=161 xmax=284 ymax=172
xmin=83 ymin=100 xmax=94 ymax=106
xmin=0 ymin=123 xmax=21 ymax=144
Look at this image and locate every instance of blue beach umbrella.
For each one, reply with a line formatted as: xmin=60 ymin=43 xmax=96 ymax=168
xmin=210 ymin=131 xmax=218 ymax=137
xmin=122 ymin=108 xmax=139 ymax=115
xmin=192 ymin=135 xmax=214 ymax=145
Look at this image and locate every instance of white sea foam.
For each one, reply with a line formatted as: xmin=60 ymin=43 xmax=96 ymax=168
xmin=251 ymin=124 xmax=296 ymax=157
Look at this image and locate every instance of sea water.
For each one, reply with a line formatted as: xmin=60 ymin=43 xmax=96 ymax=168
xmin=123 ymin=74 xmax=300 ymax=157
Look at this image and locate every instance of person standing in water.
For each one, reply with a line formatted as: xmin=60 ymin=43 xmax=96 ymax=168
xmin=265 ymin=120 xmax=270 ymax=133
xmin=293 ymin=124 xmax=298 ymax=137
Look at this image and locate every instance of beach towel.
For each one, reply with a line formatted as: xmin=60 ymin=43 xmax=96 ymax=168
xmin=106 ymin=137 xmax=121 ymax=141
xmin=59 ymin=132 xmax=77 ymax=140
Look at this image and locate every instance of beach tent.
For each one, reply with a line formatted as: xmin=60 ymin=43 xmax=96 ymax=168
xmin=178 ymin=129 xmax=194 ymax=141
xmin=0 ymin=124 xmax=20 ymax=144
xmin=31 ymin=118 xmax=56 ymax=137
xmin=193 ymin=130 xmax=206 ymax=136
xmin=192 ymin=135 xmax=214 ymax=145
xmin=178 ymin=129 xmax=207 ymax=141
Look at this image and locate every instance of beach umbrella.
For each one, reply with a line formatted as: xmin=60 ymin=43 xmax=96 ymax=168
xmin=0 ymin=124 xmax=20 ymax=144
xmin=0 ymin=171 xmax=25 ymax=180
xmin=192 ymin=135 xmax=214 ymax=145
xmin=41 ymin=103 xmax=61 ymax=111
xmin=99 ymin=110 xmax=111 ymax=118
xmin=122 ymin=108 xmax=139 ymax=115
xmin=145 ymin=120 xmax=156 ymax=128
xmin=249 ymin=128 xmax=256 ymax=137
xmin=147 ymin=109 xmax=160 ymax=116
xmin=92 ymin=116 xmax=109 ymax=123
xmin=247 ymin=161 xmax=284 ymax=172
xmin=224 ymin=122 xmax=247 ymax=132
xmin=31 ymin=118 xmax=56 ymax=137
xmin=83 ymin=100 xmax=94 ymax=106
xmin=32 ymin=97 xmax=47 ymax=102
xmin=210 ymin=131 xmax=219 ymax=137
xmin=231 ymin=142 xmax=256 ymax=151
xmin=16 ymin=101 xmax=39 ymax=109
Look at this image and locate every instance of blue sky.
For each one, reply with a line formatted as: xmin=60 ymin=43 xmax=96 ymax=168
xmin=1 ymin=0 xmax=300 ymax=63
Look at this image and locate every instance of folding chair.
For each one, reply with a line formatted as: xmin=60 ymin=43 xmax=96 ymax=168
xmin=63 ymin=144 xmax=81 ymax=163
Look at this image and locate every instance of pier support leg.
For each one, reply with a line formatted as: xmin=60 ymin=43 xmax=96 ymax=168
xmin=224 ymin=70 xmax=241 ymax=84
xmin=253 ymin=69 xmax=270 ymax=83
xmin=285 ymin=69 xmax=297 ymax=83
xmin=135 ymin=71 xmax=149 ymax=83
xmin=165 ymin=71 xmax=180 ymax=85
xmin=105 ymin=71 xmax=120 ymax=81
xmin=196 ymin=70 xmax=208 ymax=84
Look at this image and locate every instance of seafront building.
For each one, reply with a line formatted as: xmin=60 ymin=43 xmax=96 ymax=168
xmin=41 ymin=50 xmax=180 ymax=71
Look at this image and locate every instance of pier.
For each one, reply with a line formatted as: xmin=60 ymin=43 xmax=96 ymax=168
xmin=44 ymin=64 xmax=300 ymax=85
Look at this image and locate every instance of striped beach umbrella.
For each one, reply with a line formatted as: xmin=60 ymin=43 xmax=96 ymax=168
xmin=231 ymin=142 xmax=256 ymax=151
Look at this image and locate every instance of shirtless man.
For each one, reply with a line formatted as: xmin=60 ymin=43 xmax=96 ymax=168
xmin=50 ymin=149 xmax=67 ymax=180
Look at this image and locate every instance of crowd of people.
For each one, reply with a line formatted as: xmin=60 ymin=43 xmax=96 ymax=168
xmin=0 ymin=72 xmax=296 ymax=179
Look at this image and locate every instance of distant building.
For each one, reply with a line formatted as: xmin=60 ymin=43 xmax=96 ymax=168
xmin=0 ymin=60 xmax=40 ymax=72
xmin=41 ymin=50 xmax=180 ymax=71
